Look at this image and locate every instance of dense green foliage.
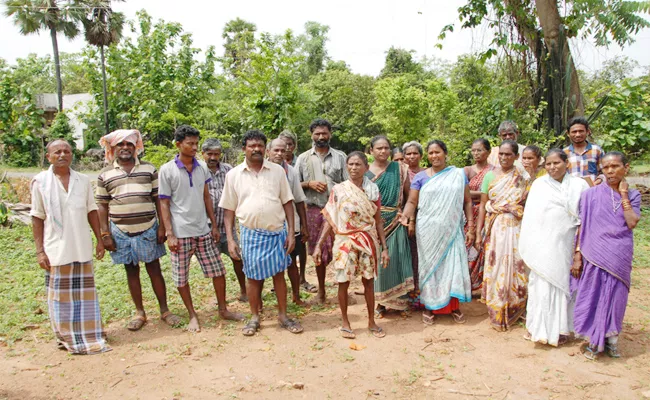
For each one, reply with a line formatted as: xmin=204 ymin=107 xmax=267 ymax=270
xmin=1 ymin=9 xmax=648 ymax=168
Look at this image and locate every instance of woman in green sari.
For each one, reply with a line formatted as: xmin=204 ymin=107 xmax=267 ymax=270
xmin=366 ymin=136 xmax=414 ymax=315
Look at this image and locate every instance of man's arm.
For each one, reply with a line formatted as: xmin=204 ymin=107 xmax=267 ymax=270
xmin=160 ymin=198 xmax=178 ymax=252
xmin=282 ymin=200 xmax=296 ymax=255
xmin=87 ymin=210 xmax=105 ymax=260
xmin=97 ymin=203 xmax=116 ymax=251
xmin=224 ymin=209 xmax=241 ymax=261
xmin=203 ymin=184 xmax=220 ymax=242
xmin=32 ymin=216 xmax=50 ymax=271
xmin=296 ymin=201 xmax=309 ymax=240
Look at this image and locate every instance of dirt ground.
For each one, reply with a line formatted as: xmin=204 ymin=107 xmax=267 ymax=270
xmin=2 ymin=266 xmax=650 ymax=400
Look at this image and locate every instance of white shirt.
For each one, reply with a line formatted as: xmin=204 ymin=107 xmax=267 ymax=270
xmin=285 ymin=163 xmax=306 ymax=234
xmin=30 ymin=170 xmax=98 ymax=266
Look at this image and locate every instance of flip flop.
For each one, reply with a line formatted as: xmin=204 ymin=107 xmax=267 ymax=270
xmin=301 ymin=281 xmax=318 ymax=293
xmin=582 ymin=344 xmax=598 ymax=361
xmin=339 ymin=327 xmax=356 ymax=339
xmin=605 ymin=344 xmax=621 ymax=358
xmin=127 ymin=315 xmax=147 ymax=331
xmin=422 ymin=313 xmax=435 ymax=325
xmin=451 ymin=310 xmax=466 ymax=324
xmin=375 ymin=305 xmax=386 ymax=319
xmin=160 ymin=311 xmax=182 ymax=327
xmin=369 ymin=326 xmax=386 ymax=338
xmin=242 ymin=320 xmax=260 ymax=337
xmin=280 ymin=318 xmax=304 ymax=334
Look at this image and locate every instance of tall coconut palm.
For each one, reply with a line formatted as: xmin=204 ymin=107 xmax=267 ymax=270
xmin=3 ymin=0 xmax=84 ymax=111
xmin=82 ymin=0 xmax=124 ymax=135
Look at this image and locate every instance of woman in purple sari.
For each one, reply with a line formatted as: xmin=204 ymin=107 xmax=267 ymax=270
xmin=571 ymin=152 xmax=642 ymax=360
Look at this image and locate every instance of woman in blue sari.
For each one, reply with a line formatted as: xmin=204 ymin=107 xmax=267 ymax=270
xmin=401 ymin=140 xmax=474 ymax=324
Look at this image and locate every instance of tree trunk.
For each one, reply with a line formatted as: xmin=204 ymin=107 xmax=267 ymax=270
xmin=535 ymin=0 xmax=584 ymax=136
xmin=100 ymin=45 xmax=110 ymax=135
xmin=50 ymin=26 xmax=63 ymax=112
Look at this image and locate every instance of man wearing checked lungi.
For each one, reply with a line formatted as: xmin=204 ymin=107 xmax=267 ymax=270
xmin=220 ymin=130 xmax=304 ymax=336
xmin=159 ymin=125 xmax=243 ymax=333
xmin=96 ymin=129 xmax=181 ymax=331
xmin=31 ymin=139 xmax=111 ymax=354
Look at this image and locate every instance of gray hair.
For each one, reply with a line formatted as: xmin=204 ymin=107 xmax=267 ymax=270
xmin=278 ymin=130 xmax=297 ymax=145
xmin=202 ymin=138 xmax=223 ymax=152
xmin=266 ymin=138 xmax=288 ymax=151
xmin=402 ymin=141 xmax=423 ymax=156
xmin=498 ymin=120 xmax=519 ymax=134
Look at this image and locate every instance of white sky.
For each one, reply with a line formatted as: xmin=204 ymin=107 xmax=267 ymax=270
xmin=1 ymin=0 xmax=649 ymax=76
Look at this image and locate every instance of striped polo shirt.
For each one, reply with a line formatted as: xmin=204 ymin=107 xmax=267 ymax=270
xmin=96 ymin=159 xmax=159 ymax=235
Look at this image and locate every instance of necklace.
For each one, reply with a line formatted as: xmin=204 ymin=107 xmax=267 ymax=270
xmin=610 ymin=188 xmax=622 ymax=213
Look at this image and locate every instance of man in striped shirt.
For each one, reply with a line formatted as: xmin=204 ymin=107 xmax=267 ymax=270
xmin=96 ymin=129 xmax=181 ymax=331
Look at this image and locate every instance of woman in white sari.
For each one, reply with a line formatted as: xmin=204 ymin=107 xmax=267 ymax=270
xmin=519 ymin=149 xmax=589 ymax=346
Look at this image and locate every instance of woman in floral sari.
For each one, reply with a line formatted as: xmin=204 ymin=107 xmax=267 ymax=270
xmin=366 ymin=136 xmax=413 ymax=316
xmin=463 ymin=138 xmax=493 ymax=292
xmin=401 ymin=140 xmax=474 ymax=324
xmin=572 ymin=152 xmax=641 ymax=360
xmin=313 ymin=151 xmax=390 ymax=339
xmin=476 ymin=140 xmax=530 ymax=331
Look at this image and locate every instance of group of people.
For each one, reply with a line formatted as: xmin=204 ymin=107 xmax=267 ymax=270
xmin=30 ymin=116 xmax=641 ymax=361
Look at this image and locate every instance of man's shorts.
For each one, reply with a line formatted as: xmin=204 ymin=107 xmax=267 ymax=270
xmin=171 ymin=232 xmax=225 ymax=287
xmin=290 ymin=234 xmax=306 ymax=260
xmin=109 ymin=221 xmax=166 ymax=266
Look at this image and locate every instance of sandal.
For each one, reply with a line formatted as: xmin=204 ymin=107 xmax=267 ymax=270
xmin=605 ymin=344 xmax=621 ymax=358
xmin=582 ymin=344 xmax=598 ymax=361
xmin=451 ymin=310 xmax=466 ymax=324
xmin=160 ymin=311 xmax=182 ymax=327
xmin=369 ymin=326 xmax=386 ymax=338
xmin=301 ymin=281 xmax=318 ymax=293
xmin=127 ymin=315 xmax=147 ymax=331
xmin=422 ymin=313 xmax=435 ymax=325
xmin=558 ymin=335 xmax=569 ymax=346
xmin=242 ymin=320 xmax=260 ymax=336
xmin=375 ymin=305 xmax=386 ymax=319
xmin=280 ymin=318 xmax=304 ymax=334
xmin=523 ymin=331 xmax=532 ymax=341
xmin=339 ymin=327 xmax=356 ymax=339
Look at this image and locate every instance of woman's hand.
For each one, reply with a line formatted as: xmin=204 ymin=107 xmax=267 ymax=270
xmin=571 ymin=253 xmax=583 ymax=279
xmin=465 ymin=230 xmax=476 ymax=248
xmin=619 ymin=178 xmax=629 ymax=193
xmin=381 ymin=249 xmax=390 ymax=269
xmin=473 ymin=236 xmax=482 ymax=251
xmin=407 ymin=221 xmax=415 ymax=238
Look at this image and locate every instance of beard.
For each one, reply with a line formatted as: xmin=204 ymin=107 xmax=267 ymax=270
xmin=314 ymin=140 xmax=329 ymax=148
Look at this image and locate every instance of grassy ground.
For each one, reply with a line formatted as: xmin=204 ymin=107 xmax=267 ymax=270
xmin=632 ymin=162 xmax=650 ymax=175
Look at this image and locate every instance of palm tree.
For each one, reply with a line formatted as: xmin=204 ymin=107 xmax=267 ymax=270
xmin=82 ymin=0 xmax=124 ymax=135
xmin=4 ymin=0 xmax=84 ymax=111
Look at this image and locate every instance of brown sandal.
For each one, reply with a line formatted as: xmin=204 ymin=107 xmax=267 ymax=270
xmin=127 ymin=315 xmax=147 ymax=331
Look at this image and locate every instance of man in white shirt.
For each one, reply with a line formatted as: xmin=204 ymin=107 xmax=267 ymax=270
xmin=30 ymin=139 xmax=111 ymax=355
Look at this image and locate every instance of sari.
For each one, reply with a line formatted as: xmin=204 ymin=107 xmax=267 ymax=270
xmin=465 ymin=165 xmax=492 ymax=291
xmin=323 ymin=178 xmax=381 ymax=283
xmin=571 ymin=183 xmax=641 ymax=352
xmin=366 ymin=162 xmax=414 ymax=310
xmin=481 ymin=168 xmax=529 ymax=330
xmin=416 ymin=167 xmax=471 ymax=312
xmin=519 ymin=174 xmax=589 ymax=345
xmin=407 ymin=166 xmax=425 ymax=297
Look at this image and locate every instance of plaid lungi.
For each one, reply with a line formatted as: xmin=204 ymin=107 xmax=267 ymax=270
xmin=240 ymin=225 xmax=291 ymax=280
xmin=109 ymin=221 xmax=166 ymax=266
xmin=45 ymin=260 xmax=111 ymax=355
xmin=170 ymin=232 xmax=225 ymax=287
xmin=307 ymin=205 xmax=332 ymax=266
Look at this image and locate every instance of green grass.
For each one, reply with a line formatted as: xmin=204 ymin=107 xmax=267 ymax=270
xmin=632 ymin=163 xmax=650 ymax=175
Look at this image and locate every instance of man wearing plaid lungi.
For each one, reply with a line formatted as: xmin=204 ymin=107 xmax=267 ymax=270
xmin=96 ymin=129 xmax=181 ymax=331
xmin=220 ymin=130 xmax=304 ymax=337
xmin=30 ymin=139 xmax=111 ymax=354
xmin=159 ymin=125 xmax=243 ymax=333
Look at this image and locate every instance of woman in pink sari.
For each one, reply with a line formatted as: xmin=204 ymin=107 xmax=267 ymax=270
xmin=463 ymin=138 xmax=493 ymax=293
xmin=476 ymin=140 xmax=529 ymax=331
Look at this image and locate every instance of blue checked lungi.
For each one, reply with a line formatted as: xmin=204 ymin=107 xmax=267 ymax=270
xmin=109 ymin=221 xmax=166 ymax=266
xmin=240 ymin=225 xmax=291 ymax=280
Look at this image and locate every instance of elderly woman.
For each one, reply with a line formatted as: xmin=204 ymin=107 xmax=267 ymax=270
xmin=401 ymin=140 xmax=474 ymax=324
xmin=391 ymin=147 xmax=405 ymax=163
xmin=313 ymin=151 xmax=390 ymax=339
xmin=476 ymin=140 xmax=530 ymax=331
xmin=519 ymin=149 xmax=589 ymax=346
xmin=463 ymin=138 xmax=493 ymax=292
xmin=572 ymin=152 xmax=642 ymax=360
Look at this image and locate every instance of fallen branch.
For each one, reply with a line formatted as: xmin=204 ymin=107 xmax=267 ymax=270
xmin=110 ymin=378 xmax=123 ymax=388
xmin=447 ymin=389 xmax=491 ymax=397
xmin=126 ymin=361 xmax=156 ymax=369
xmin=593 ymin=371 xmax=621 ymax=378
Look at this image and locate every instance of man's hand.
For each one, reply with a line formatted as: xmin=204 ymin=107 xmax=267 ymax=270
xmin=227 ymin=238 xmax=241 ymax=261
xmin=102 ymin=235 xmax=116 ymax=252
xmin=301 ymin=224 xmax=309 ymax=243
xmin=284 ymin=233 xmax=295 ymax=256
xmin=167 ymin=233 xmax=180 ymax=253
xmin=37 ymin=251 xmax=51 ymax=271
xmin=157 ymin=224 xmax=167 ymax=244
xmin=312 ymin=247 xmax=322 ymax=266
xmin=211 ymin=224 xmax=221 ymax=244
xmin=309 ymin=181 xmax=327 ymax=193
xmin=95 ymin=241 xmax=105 ymax=260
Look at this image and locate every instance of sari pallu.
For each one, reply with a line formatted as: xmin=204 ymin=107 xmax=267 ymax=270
xmin=416 ymin=167 xmax=471 ymax=311
xmin=572 ymin=184 xmax=642 ymax=352
xmin=481 ymin=168 xmax=528 ymax=331
xmin=466 ymin=165 xmax=492 ymax=291
xmin=323 ymin=179 xmax=381 ymax=282
xmin=367 ymin=162 xmax=414 ymax=310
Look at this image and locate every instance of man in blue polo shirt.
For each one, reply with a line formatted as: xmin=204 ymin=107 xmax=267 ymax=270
xmin=159 ymin=125 xmax=243 ymax=332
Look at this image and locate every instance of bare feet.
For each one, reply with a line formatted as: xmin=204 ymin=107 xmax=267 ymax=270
xmin=219 ymin=309 xmax=245 ymax=321
xmin=313 ymin=291 xmax=326 ymax=305
xmin=293 ymin=297 xmax=308 ymax=307
xmin=186 ymin=315 xmax=201 ymax=332
xmin=238 ymin=293 xmax=249 ymax=303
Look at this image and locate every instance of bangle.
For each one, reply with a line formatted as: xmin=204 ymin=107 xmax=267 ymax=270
xmin=36 ymin=250 xmax=45 ymax=255
xmin=101 ymin=232 xmax=111 ymax=238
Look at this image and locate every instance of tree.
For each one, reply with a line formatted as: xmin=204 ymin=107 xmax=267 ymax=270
xmin=4 ymin=0 xmax=85 ymax=111
xmin=380 ymin=47 xmax=423 ymax=77
xmin=221 ymin=18 xmax=257 ymax=77
xmin=300 ymin=21 xmax=330 ymax=78
xmin=82 ymin=0 xmax=124 ymax=135
xmin=440 ymin=0 xmax=650 ymax=136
